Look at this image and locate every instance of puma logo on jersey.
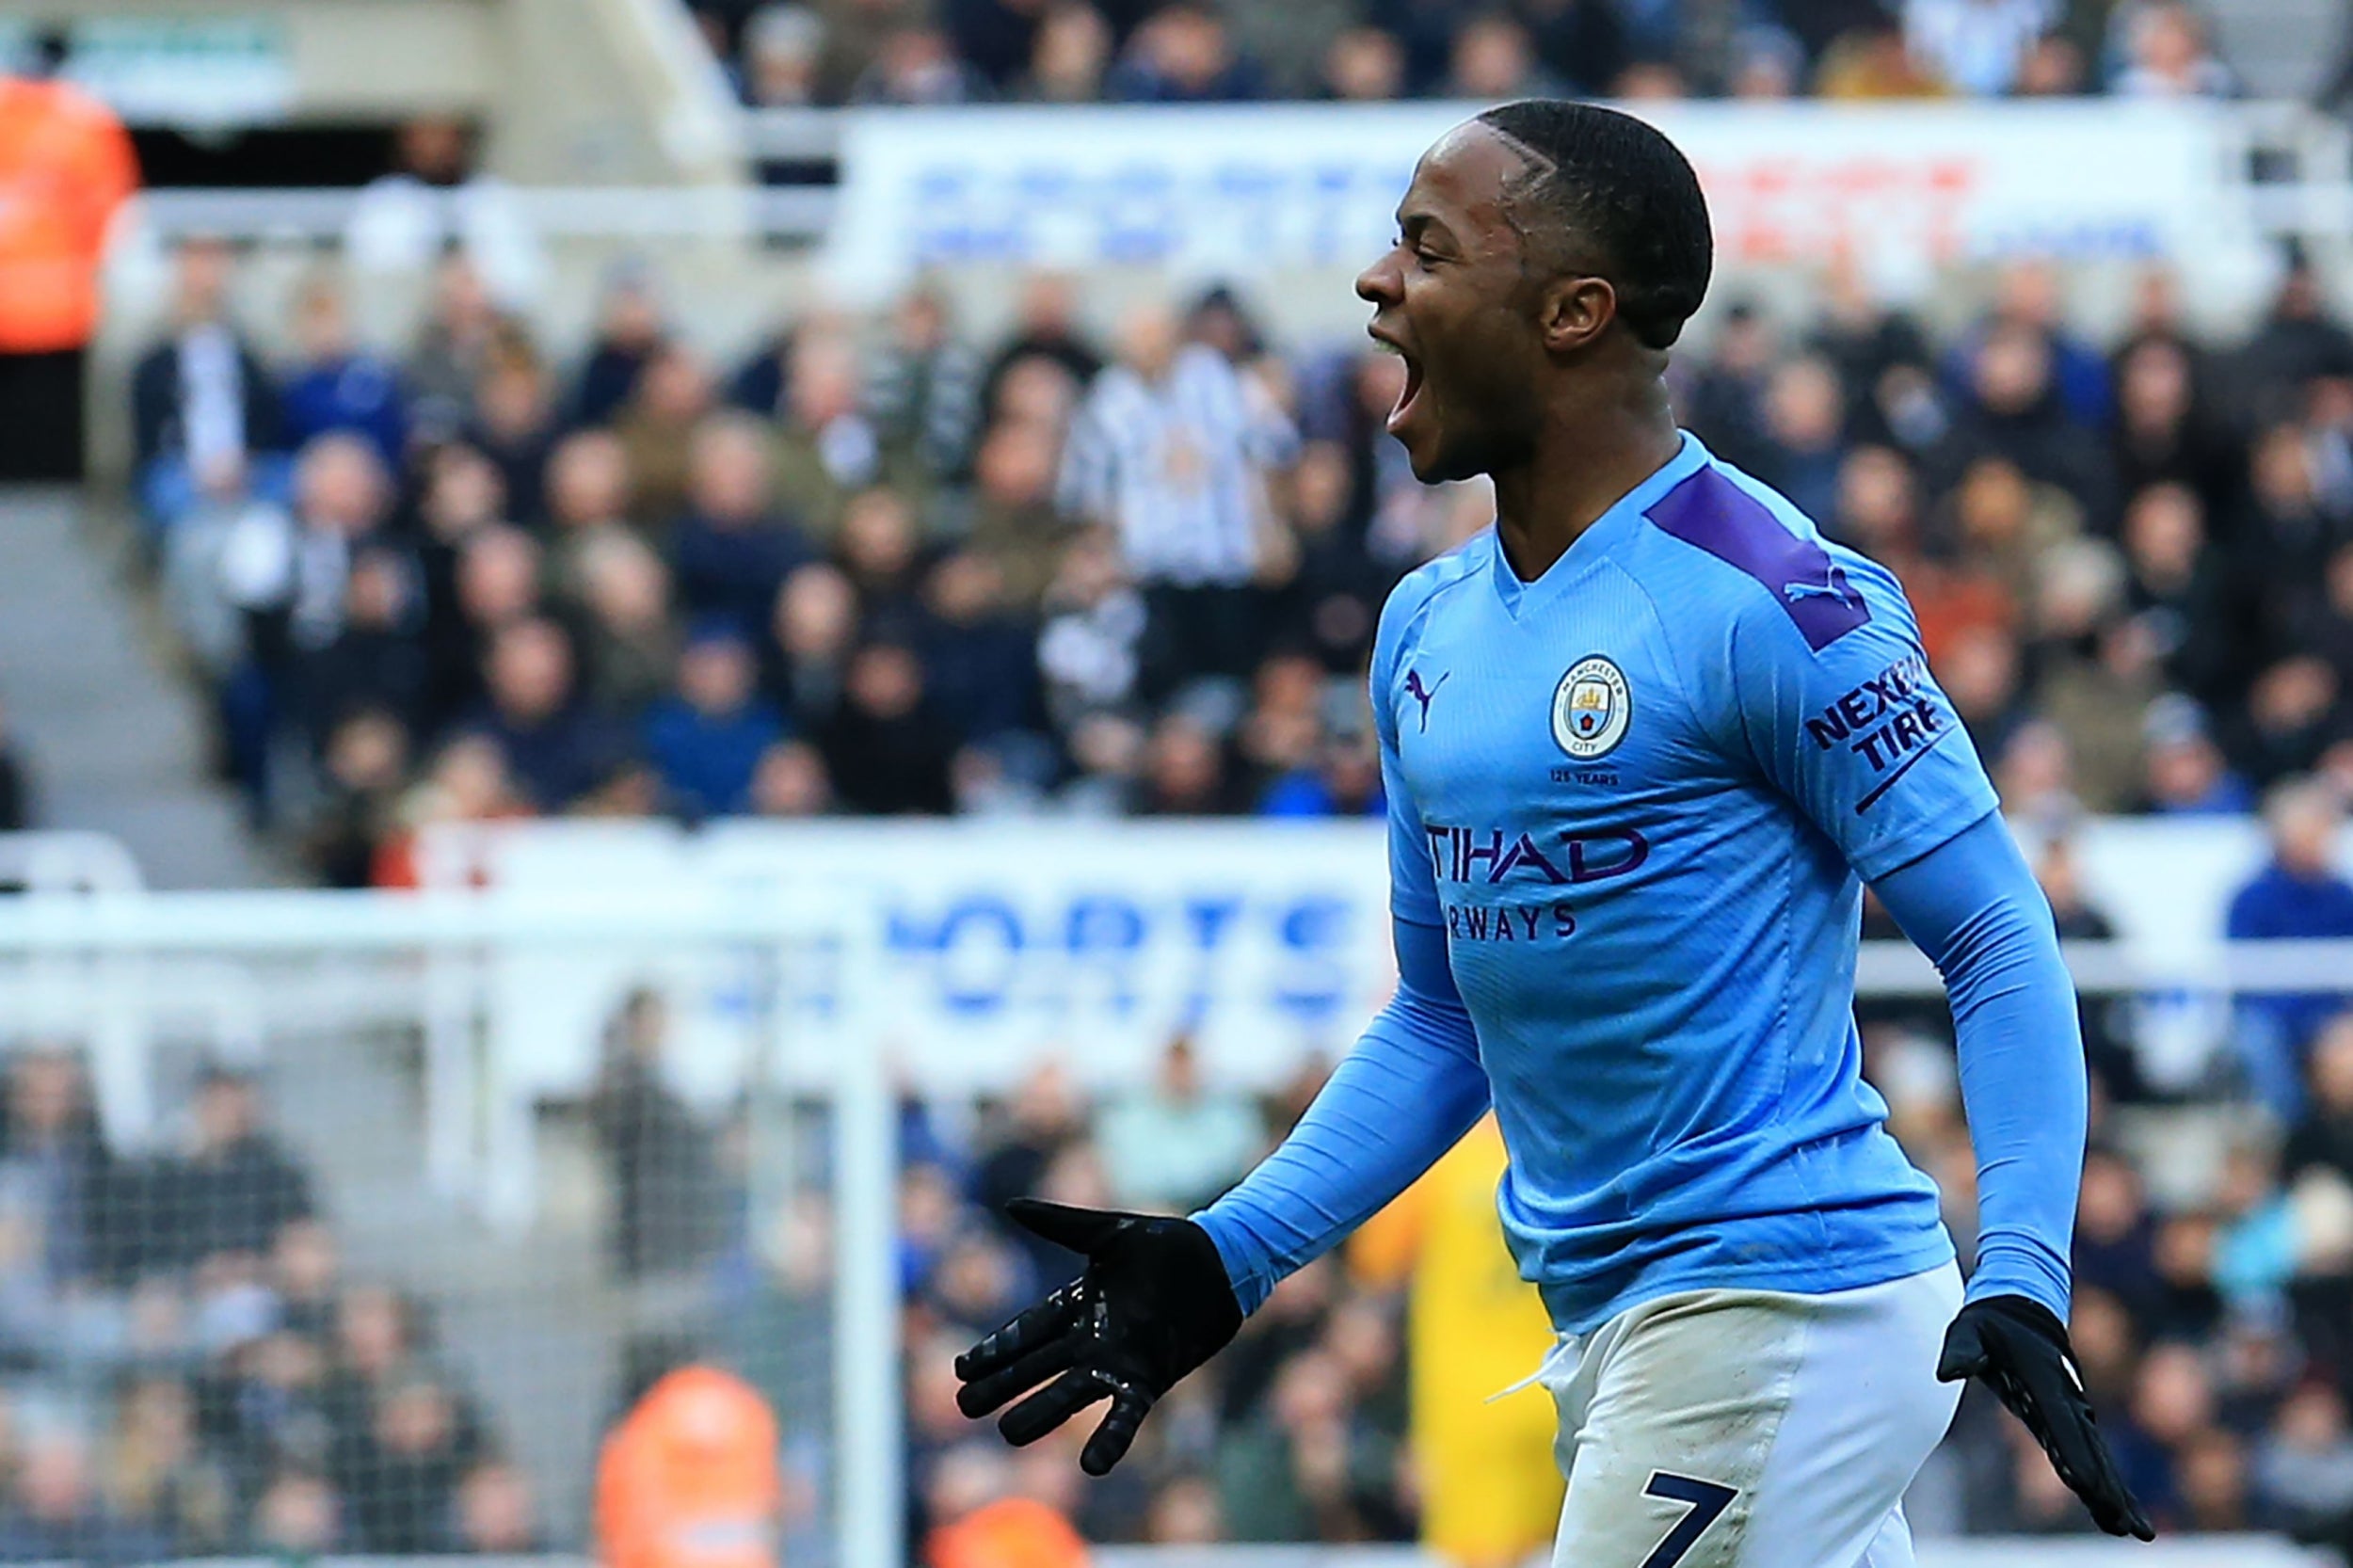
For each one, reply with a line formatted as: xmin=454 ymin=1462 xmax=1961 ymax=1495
xmin=1404 ymin=668 xmax=1449 ymax=731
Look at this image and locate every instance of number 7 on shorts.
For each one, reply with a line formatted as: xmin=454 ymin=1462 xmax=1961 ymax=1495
xmin=1639 ymin=1472 xmax=1737 ymax=1568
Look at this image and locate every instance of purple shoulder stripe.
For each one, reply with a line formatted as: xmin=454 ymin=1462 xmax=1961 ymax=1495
xmin=1643 ymin=466 xmax=1872 ymax=652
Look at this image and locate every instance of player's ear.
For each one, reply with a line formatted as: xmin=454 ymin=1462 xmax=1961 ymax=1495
xmin=1540 ymin=276 xmax=1615 ymax=355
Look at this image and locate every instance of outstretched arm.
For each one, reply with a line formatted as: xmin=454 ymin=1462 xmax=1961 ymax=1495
xmin=1871 ymin=812 xmax=2081 ymax=1320
xmin=1194 ymin=914 xmax=1489 ymax=1313
xmin=1873 ymin=814 xmax=2151 ymax=1540
xmin=1716 ymin=548 xmax=2147 ymax=1537
xmin=953 ymin=574 xmax=1495 ymax=1474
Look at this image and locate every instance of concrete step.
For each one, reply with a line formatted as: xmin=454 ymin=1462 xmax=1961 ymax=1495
xmin=0 ymin=487 xmax=270 ymax=888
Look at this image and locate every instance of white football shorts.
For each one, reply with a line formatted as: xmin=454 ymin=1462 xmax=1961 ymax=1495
xmin=1534 ymin=1261 xmax=1964 ymax=1568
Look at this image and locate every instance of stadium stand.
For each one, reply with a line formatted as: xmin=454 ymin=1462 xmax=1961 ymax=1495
xmin=681 ymin=0 xmax=2265 ymax=106
xmin=127 ymin=234 xmax=2353 ymax=871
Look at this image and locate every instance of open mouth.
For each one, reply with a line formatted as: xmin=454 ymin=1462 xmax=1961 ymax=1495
xmin=1389 ymin=353 xmax=1424 ymax=436
xmin=1370 ymin=326 xmax=1424 ymax=437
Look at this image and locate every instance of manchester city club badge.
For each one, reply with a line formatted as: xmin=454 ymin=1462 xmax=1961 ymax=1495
xmin=1552 ymin=656 xmax=1631 ymax=760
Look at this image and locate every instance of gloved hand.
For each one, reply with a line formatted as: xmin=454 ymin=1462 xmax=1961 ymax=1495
xmin=954 ymin=1198 xmax=1243 ymax=1475
xmin=1938 ymin=1294 xmax=2155 ymax=1541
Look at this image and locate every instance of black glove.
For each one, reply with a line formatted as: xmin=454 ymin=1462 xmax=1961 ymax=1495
xmin=1937 ymin=1294 xmax=2155 ymax=1541
xmin=954 ymin=1198 xmax=1243 ymax=1476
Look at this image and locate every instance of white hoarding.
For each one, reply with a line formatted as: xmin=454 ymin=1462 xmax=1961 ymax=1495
xmin=434 ymin=812 xmax=2348 ymax=1111
xmin=826 ymin=101 xmax=2252 ymax=301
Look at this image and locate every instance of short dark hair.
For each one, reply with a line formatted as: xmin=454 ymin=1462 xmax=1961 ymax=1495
xmin=1475 ymin=99 xmax=1713 ymax=351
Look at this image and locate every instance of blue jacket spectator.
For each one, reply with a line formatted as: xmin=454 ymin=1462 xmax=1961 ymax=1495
xmin=2227 ymin=778 xmax=2353 ymax=1120
xmin=1103 ymin=2 xmax=1268 ymax=101
xmin=279 ymin=280 xmax=408 ymax=470
xmin=643 ymin=622 xmax=784 ymax=820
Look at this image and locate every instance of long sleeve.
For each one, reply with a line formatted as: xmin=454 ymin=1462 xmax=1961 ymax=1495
xmin=1193 ymin=915 xmax=1490 ymax=1314
xmin=1193 ymin=577 xmax=1491 ymax=1313
xmin=1872 ymin=813 xmax=2085 ymax=1320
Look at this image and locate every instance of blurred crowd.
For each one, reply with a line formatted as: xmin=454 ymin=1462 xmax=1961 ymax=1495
xmin=0 ymin=1053 xmax=536 ymax=1560
xmin=683 ymin=0 xmax=2265 ymax=110
xmin=129 ymin=225 xmax=2353 ymax=886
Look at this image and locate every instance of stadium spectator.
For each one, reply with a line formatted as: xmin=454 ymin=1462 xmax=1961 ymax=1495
xmin=0 ymin=1425 xmax=170 ymax=1562
xmin=296 ymin=549 xmax=429 ymax=754
xmin=672 ymin=413 xmax=816 ymax=637
xmin=2110 ymin=0 xmax=2234 ymax=98
xmin=1753 ymin=354 xmax=1849 ymax=522
xmin=644 ymin=621 xmax=785 ymax=820
xmin=921 ymin=549 xmax=1048 ymax=764
xmin=425 ymin=505 xmax=539 ymax=736
xmin=0 ymin=29 xmax=137 ymax=483
xmin=1060 ymin=302 xmax=1298 ymax=690
xmin=133 ymin=236 xmax=284 ymax=532
xmin=469 ymin=330 xmax=558 ymax=524
xmin=464 ymin=618 xmax=627 ymax=812
xmin=927 ymin=1484 xmax=1090 ymax=1568
xmin=1103 ymin=1 xmax=1266 ymax=101
xmin=741 ymin=4 xmax=827 ymax=106
xmin=1097 ymin=1037 xmax=1261 ymax=1211
xmin=546 ymin=427 xmax=642 ymax=597
xmin=2228 ymin=778 xmax=2353 ymax=1120
xmin=591 ymin=989 xmax=728 ymax=1281
xmin=406 ymin=254 xmax=508 ymax=438
xmin=1019 ymin=2 xmax=1115 ymax=101
xmin=574 ymin=264 xmax=672 ymax=430
xmin=819 ymin=639 xmax=957 ymax=813
xmin=748 ymin=738 xmax=834 ymax=816
xmin=2139 ymin=696 xmax=2254 ymax=814
xmin=0 ymin=1050 xmax=114 ymax=1289
xmin=870 ymin=284 xmax=987 ymax=482
xmin=344 ymin=115 xmax=543 ymax=310
xmin=454 ymin=1460 xmax=543 ymax=1553
xmin=852 ymin=24 xmax=991 ymax=104
xmin=1441 ymin=13 xmax=1565 ymax=101
xmin=1321 ymin=25 xmax=1407 ymax=101
xmin=1902 ymin=0 xmax=2057 ymax=97
xmin=279 ymin=278 xmax=408 ymax=471
xmin=339 ymin=1373 xmax=473 ymax=1552
xmin=574 ymin=531 xmax=681 ymax=721
xmin=250 ymin=1470 xmax=340 ymax=1557
xmin=982 ymin=272 xmax=1102 ymax=417
xmin=105 ymin=1376 xmax=232 ymax=1554
xmin=771 ymin=330 xmax=897 ymax=538
xmin=167 ymin=1066 xmax=315 ymax=1269
xmin=1815 ymin=15 xmax=1959 ymax=97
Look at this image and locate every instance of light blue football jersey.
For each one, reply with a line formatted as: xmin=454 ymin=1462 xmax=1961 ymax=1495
xmin=1375 ymin=432 xmax=1996 ymax=1331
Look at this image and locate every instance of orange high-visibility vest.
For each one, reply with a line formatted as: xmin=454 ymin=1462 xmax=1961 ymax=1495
xmin=597 ymin=1368 xmax=782 ymax=1568
xmin=0 ymin=77 xmax=138 ymax=352
xmin=926 ymin=1496 xmax=1088 ymax=1568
